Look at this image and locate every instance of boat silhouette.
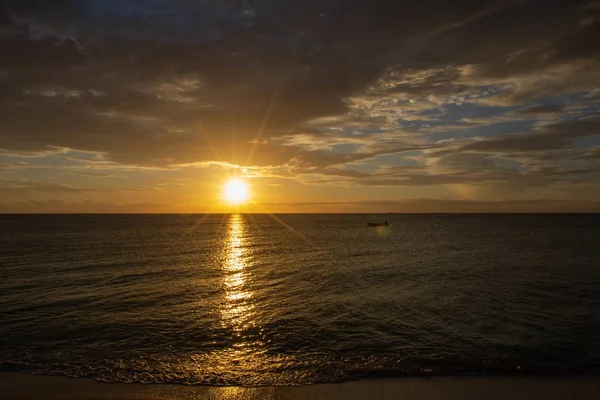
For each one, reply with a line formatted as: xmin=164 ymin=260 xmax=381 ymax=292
xmin=366 ymin=221 xmax=389 ymax=227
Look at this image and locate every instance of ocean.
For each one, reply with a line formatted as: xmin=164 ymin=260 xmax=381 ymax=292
xmin=1 ymin=214 xmax=600 ymax=386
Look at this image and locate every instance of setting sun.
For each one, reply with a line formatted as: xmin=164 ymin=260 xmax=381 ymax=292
xmin=223 ymin=179 xmax=249 ymax=205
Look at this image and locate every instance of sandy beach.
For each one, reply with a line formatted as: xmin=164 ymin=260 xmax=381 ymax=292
xmin=1 ymin=373 xmax=599 ymax=400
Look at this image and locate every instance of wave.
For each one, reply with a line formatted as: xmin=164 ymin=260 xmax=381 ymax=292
xmin=1 ymin=350 xmax=598 ymax=386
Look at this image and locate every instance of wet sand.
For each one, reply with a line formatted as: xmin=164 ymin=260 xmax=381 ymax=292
xmin=1 ymin=373 xmax=599 ymax=400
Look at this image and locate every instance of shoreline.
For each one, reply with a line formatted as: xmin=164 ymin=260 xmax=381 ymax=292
xmin=1 ymin=372 xmax=599 ymax=400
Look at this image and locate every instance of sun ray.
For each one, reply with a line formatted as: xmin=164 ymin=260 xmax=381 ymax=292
xmin=246 ymin=42 xmax=300 ymax=166
xmin=253 ymin=204 xmax=318 ymax=249
xmin=178 ymin=213 xmax=212 ymax=240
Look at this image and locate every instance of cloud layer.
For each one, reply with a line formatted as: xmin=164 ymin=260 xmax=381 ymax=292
xmin=1 ymin=0 xmax=600 ymax=209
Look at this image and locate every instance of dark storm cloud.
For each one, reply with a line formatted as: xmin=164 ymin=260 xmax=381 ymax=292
xmin=0 ymin=0 xmax=599 ymax=167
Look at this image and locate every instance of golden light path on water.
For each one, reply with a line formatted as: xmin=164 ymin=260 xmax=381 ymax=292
xmin=185 ymin=214 xmax=298 ymax=384
xmin=194 ymin=213 xmax=273 ymax=383
xmin=221 ymin=213 xmax=256 ymax=335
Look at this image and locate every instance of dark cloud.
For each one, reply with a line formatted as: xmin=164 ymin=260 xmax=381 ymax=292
xmin=296 ymin=164 xmax=556 ymax=189
xmin=454 ymin=1 xmax=600 ymax=77
xmin=0 ymin=35 xmax=86 ymax=68
xmin=461 ymin=116 xmax=600 ymax=153
xmin=512 ymin=105 xmax=564 ymax=116
xmin=289 ymin=143 xmax=423 ymax=169
xmin=434 ymin=152 xmax=495 ymax=169
xmin=584 ymin=146 xmax=600 ymax=160
xmin=289 ymin=144 xmax=599 ymax=194
xmin=0 ymin=0 xmax=599 ymax=168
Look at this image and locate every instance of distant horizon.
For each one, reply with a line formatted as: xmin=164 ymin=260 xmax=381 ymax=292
xmin=2 ymin=212 xmax=600 ymax=215
xmin=3 ymin=198 xmax=600 ymax=214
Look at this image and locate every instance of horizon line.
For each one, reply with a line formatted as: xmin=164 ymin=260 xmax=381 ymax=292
xmin=2 ymin=211 xmax=600 ymax=215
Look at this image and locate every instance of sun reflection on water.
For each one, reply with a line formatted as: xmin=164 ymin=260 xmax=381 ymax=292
xmin=221 ymin=214 xmax=256 ymax=338
xmin=185 ymin=214 xmax=270 ymax=380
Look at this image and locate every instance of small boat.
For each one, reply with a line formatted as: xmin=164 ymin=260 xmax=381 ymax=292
xmin=367 ymin=221 xmax=389 ymax=227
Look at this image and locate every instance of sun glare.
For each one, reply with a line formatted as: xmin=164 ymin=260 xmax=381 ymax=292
xmin=223 ymin=179 xmax=249 ymax=205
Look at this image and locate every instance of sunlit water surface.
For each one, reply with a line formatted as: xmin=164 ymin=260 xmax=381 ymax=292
xmin=1 ymin=214 xmax=600 ymax=385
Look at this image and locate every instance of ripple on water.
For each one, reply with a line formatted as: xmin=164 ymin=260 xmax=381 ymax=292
xmin=1 ymin=214 xmax=600 ymax=384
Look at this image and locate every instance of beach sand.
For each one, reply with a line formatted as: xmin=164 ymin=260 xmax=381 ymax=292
xmin=1 ymin=373 xmax=599 ymax=400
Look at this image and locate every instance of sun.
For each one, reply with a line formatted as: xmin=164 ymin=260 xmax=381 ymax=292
xmin=223 ymin=179 xmax=249 ymax=205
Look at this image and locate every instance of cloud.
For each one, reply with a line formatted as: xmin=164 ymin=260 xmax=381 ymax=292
xmin=281 ymin=138 xmax=599 ymax=202
xmin=258 ymin=199 xmax=600 ymax=213
xmin=76 ymin=172 xmax=122 ymax=178
xmin=512 ymin=105 xmax=564 ymax=116
xmin=457 ymin=116 xmax=600 ymax=153
xmin=1 ymin=0 xmax=600 ymax=209
xmin=0 ymin=200 xmax=173 ymax=213
xmin=579 ymin=146 xmax=600 ymax=161
xmin=0 ymin=178 xmax=152 ymax=196
xmin=0 ymin=178 xmax=91 ymax=195
xmin=0 ymin=0 xmax=597 ymax=169
xmin=0 ymin=161 xmax=34 ymax=169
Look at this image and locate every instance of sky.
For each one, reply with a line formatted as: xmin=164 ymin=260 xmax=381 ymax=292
xmin=1 ymin=0 xmax=600 ymax=213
